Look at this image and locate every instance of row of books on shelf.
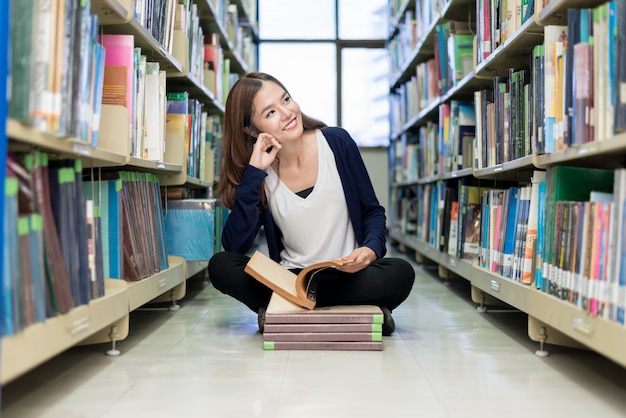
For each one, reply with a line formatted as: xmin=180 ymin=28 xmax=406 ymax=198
xmin=391 ymin=0 xmax=626 ymax=171
xmin=392 ymin=8 xmax=626 ymax=180
xmin=132 ymin=0 xmax=179 ymax=55
xmin=3 ymin=152 xmax=173 ymax=337
xmin=540 ymin=4 xmax=626 ymax=153
xmin=390 ymin=0 xmax=535 ymax=76
xmin=392 ymin=99 xmax=475 ymax=182
xmin=392 ymin=165 xmax=626 ymax=325
xmin=7 ymin=0 xmax=233 ymax=170
xmin=475 ymin=0 xmax=536 ymax=63
xmin=390 ymin=19 xmax=475 ymax=120
xmin=165 ymin=91 xmax=222 ymax=179
xmin=9 ymin=0 xmax=102 ymax=140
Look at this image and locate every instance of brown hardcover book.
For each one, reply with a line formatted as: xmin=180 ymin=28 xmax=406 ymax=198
xmin=244 ymin=250 xmax=344 ymax=309
xmin=264 ymin=292 xmax=384 ymax=325
xmin=263 ymin=323 xmax=383 ymax=333
xmin=31 ymin=151 xmax=73 ymax=313
xmin=263 ymin=332 xmax=382 ymax=342
xmin=263 ymin=341 xmax=383 ymax=351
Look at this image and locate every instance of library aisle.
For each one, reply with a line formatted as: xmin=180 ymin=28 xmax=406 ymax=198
xmin=3 ymin=247 xmax=626 ymax=418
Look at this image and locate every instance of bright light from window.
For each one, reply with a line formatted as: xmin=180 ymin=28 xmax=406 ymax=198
xmin=342 ymin=48 xmax=390 ymax=146
xmin=259 ymin=43 xmax=337 ymax=126
xmin=259 ymin=0 xmax=336 ymax=39
xmin=339 ymin=0 xmax=388 ymax=39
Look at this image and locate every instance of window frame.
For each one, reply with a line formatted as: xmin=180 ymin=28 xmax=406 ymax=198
xmin=257 ymin=0 xmax=387 ymax=142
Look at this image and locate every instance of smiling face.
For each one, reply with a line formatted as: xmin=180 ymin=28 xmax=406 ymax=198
xmin=250 ymin=81 xmax=303 ymax=144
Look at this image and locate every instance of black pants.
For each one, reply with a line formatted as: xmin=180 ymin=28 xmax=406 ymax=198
xmin=208 ymin=251 xmax=416 ymax=313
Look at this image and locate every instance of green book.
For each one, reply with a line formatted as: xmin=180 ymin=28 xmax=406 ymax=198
xmin=540 ymin=166 xmax=614 ymax=294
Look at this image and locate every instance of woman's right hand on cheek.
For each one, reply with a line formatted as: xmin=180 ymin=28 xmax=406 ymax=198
xmin=249 ymin=133 xmax=282 ymax=170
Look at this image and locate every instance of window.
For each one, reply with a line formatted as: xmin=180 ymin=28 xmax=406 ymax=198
xmin=341 ymin=48 xmax=390 ymax=147
xmin=258 ymin=0 xmax=389 ymax=146
xmin=258 ymin=43 xmax=337 ymax=126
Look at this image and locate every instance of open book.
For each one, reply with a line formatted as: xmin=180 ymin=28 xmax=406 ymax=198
xmin=244 ymin=250 xmax=344 ymax=309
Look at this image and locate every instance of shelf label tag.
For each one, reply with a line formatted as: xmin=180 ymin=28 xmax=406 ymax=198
xmin=490 ymin=280 xmax=500 ymax=292
xmin=572 ymin=317 xmax=593 ymax=335
xmin=69 ymin=315 xmax=91 ymax=335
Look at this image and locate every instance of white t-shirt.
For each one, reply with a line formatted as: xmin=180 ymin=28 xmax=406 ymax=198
xmin=265 ymin=130 xmax=357 ymax=269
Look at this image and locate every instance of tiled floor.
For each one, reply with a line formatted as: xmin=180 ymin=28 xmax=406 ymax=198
xmin=3 ymin=246 xmax=626 ymax=418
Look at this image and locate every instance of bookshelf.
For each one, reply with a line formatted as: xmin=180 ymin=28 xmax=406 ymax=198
xmin=2 ymin=0 xmax=256 ymax=384
xmin=387 ymin=0 xmax=626 ymax=368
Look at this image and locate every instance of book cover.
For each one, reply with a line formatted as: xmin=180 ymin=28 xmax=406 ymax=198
xmin=610 ymin=169 xmax=626 ymax=320
xmin=571 ymin=202 xmax=587 ymax=307
xmin=8 ymin=0 xmax=35 ymax=122
xmin=3 ymin=173 xmax=20 ymax=336
xmin=501 ymin=187 xmax=520 ymax=278
xmin=245 ymin=250 xmax=345 ymax=310
xmin=447 ymin=34 xmax=474 ymax=87
xmin=512 ymin=186 xmax=531 ymax=282
xmin=31 ymin=151 xmax=73 ymax=314
xmin=262 ymin=332 xmax=382 ymax=343
xmin=263 ymin=341 xmax=383 ymax=351
xmin=99 ymin=34 xmax=134 ymax=111
xmin=565 ymin=8 xmax=580 ymax=146
xmin=264 ymin=292 xmax=384 ymax=325
xmin=440 ymin=185 xmax=458 ymax=253
xmin=447 ymin=201 xmax=459 ymax=257
xmin=263 ymin=323 xmax=383 ymax=334
xmin=532 ymin=44 xmax=545 ymax=154
xmin=535 ymin=178 xmax=547 ymax=288
xmin=521 ymin=171 xmax=547 ymax=284
xmin=543 ymin=25 xmax=568 ymax=153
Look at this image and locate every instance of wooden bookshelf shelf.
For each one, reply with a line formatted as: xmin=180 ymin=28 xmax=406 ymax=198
xmin=393 ymin=224 xmax=626 ymax=369
xmin=187 ymin=261 xmax=210 ymax=279
xmin=470 ymin=267 xmax=532 ymax=312
xmin=473 ymin=155 xmax=536 ymax=181
xmin=1 ymin=279 xmax=129 ymax=384
xmin=127 ymin=156 xmax=183 ymax=173
xmin=529 ymin=290 xmax=626 ymax=367
xmin=91 ymin=0 xmax=133 ymax=25
xmin=533 ymin=133 xmax=626 ymax=169
xmin=536 ymin=0 xmax=611 ymax=25
xmin=127 ymin=256 xmax=185 ymax=311
xmin=6 ymin=119 xmax=130 ymax=166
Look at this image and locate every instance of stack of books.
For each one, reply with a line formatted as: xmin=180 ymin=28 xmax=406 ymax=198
xmin=262 ymin=293 xmax=384 ymax=351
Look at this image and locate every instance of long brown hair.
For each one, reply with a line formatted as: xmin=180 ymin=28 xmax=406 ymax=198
xmin=217 ymin=72 xmax=327 ymax=209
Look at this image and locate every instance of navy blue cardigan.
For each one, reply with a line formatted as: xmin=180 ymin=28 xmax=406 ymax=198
xmin=221 ymin=127 xmax=387 ymax=262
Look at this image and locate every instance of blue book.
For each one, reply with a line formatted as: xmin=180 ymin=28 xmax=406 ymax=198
xmin=501 ymin=187 xmax=520 ymax=278
xmin=608 ymin=1 xmax=618 ymax=136
xmin=480 ymin=192 xmax=490 ymax=268
xmin=535 ymin=180 xmax=547 ymax=289
xmin=436 ymin=24 xmax=448 ymax=95
xmin=3 ymin=176 xmax=19 ymax=336
xmin=106 ymin=178 xmax=123 ymax=279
